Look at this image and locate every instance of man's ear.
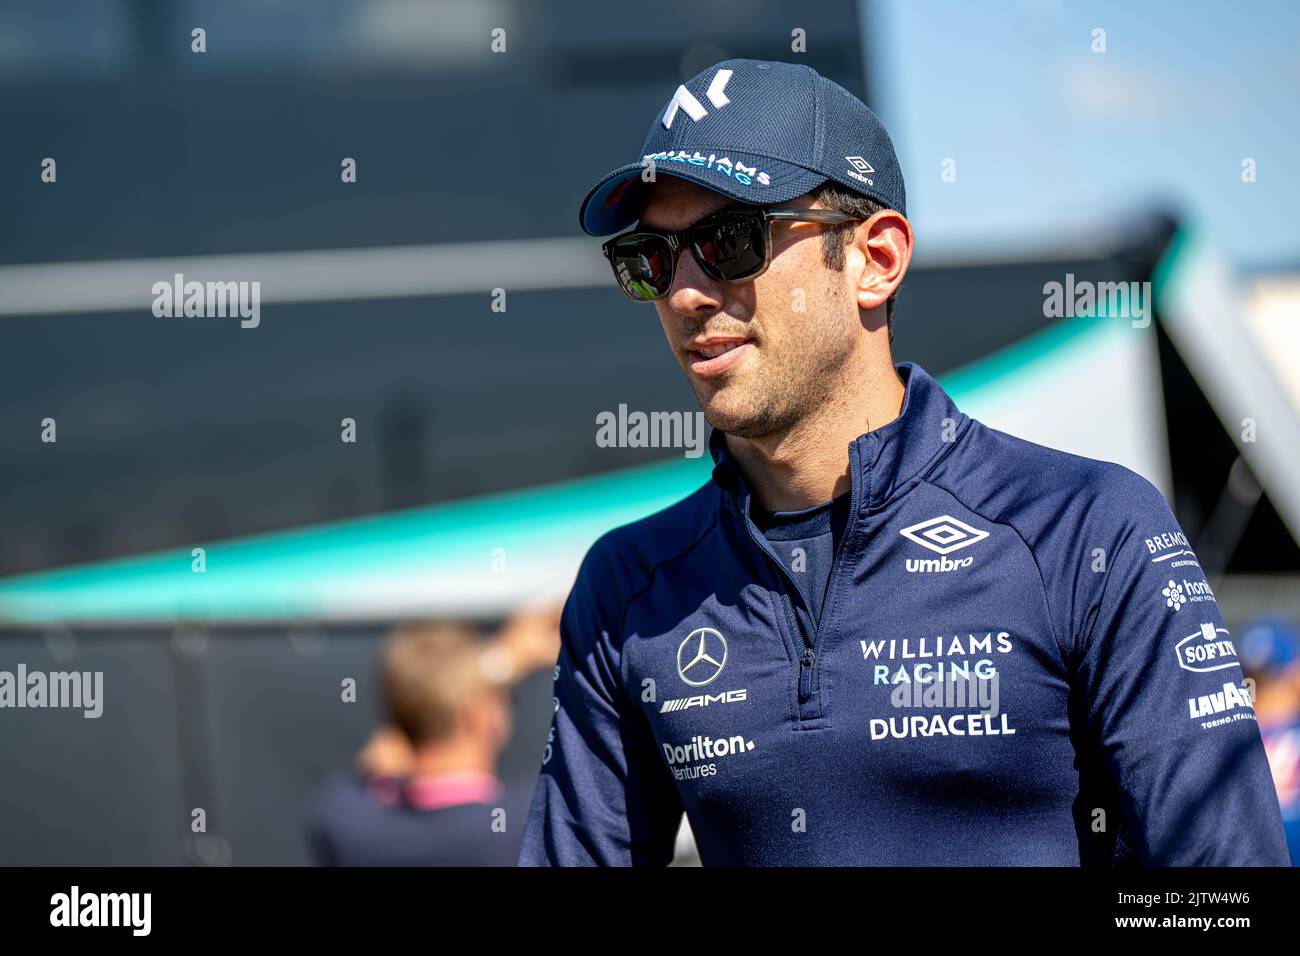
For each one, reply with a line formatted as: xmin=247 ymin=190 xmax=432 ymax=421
xmin=851 ymin=210 xmax=913 ymax=312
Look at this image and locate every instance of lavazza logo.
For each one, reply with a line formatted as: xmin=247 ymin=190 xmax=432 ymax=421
xmin=900 ymin=515 xmax=989 ymax=572
xmin=1187 ymin=679 xmax=1255 ymax=725
xmin=661 ymin=628 xmax=747 ymax=714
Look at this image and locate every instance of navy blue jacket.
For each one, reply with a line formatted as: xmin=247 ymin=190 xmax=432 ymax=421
xmin=519 ymin=362 xmax=1289 ymax=866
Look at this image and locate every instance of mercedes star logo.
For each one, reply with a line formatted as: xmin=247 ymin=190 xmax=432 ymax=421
xmin=677 ymin=627 xmax=727 ymax=687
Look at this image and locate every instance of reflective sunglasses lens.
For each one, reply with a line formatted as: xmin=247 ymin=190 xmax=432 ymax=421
xmin=608 ymin=234 xmax=674 ymax=301
xmin=692 ymin=212 xmax=767 ymax=281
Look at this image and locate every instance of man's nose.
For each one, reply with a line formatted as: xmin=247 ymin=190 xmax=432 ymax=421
xmin=667 ymin=246 xmax=724 ymax=316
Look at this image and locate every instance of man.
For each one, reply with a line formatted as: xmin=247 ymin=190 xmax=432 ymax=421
xmin=309 ymin=607 xmax=558 ymax=866
xmin=518 ymin=59 xmax=1288 ymax=865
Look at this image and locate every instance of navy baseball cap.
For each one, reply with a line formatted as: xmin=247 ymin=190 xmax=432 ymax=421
xmin=578 ymin=58 xmax=906 ymax=237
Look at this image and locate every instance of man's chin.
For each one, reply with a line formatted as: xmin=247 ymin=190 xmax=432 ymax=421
xmin=695 ymin=390 xmax=775 ymax=439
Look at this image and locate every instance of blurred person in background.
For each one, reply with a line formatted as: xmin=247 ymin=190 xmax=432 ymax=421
xmin=308 ymin=605 xmax=560 ymax=866
xmin=1241 ymin=618 xmax=1300 ymax=865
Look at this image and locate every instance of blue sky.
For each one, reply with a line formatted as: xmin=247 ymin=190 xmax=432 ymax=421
xmin=867 ymin=0 xmax=1300 ymax=266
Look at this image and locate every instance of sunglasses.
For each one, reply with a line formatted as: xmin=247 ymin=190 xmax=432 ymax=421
xmin=601 ymin=206 xmax=866 ymax=302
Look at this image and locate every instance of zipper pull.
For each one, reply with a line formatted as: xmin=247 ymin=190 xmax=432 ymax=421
xmin=799 ymin=648 xmax=815 ymax=701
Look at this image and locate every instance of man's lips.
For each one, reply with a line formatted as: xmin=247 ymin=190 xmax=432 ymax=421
xmin=684 ymin=337 xmax=754 ymax=377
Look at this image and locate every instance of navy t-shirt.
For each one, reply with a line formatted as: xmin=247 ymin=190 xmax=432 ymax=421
xmin=307 ymin=771 xmax=531 ymax=867
xmin=750 ymin=492 xmax=850 ymax=627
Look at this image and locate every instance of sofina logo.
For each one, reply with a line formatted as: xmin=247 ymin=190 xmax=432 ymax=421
xmin=900 ymin=515 xmax=988 ymax=573
xmin=677 ymin=628 xmax=727 ymax=686
xmin=1175 ymin=623 xmax=1239 ymax=673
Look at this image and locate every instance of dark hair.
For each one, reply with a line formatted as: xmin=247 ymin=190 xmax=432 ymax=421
xmin=812 ymin=180 xmax=899 ymax=343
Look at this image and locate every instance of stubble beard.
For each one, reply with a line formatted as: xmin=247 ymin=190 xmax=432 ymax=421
xmin=690 ymin=312 xmax=857 ymax=442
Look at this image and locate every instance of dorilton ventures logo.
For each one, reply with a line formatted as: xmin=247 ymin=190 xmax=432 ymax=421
xmin=661 ymin=734 xmax=757 ymax=779
xmin=900 ymin=515 xmax=989 ymax=572
xmin=677 ymin=628 xmax=727 ymax=686
xmin=662 ymin=733 xmax=755 ymax=765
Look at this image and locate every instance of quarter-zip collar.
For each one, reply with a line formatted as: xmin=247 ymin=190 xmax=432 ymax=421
xmin=708 ymin=361 xmax=966 ymax=516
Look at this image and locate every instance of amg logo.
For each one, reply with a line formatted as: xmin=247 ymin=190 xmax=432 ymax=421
xmin=905 ymin=555 xmax=974 ymax=573
xmin=1187 ymin=681 xmax=1254 ymax=719
xmin=660 ymin=689 xmax=747 ymax=713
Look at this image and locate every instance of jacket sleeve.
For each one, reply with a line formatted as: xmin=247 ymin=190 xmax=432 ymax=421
xmin=517 ymin=539 xmax=684 ymax=866
xmin=1073 ymin=471 xmax=1288 ymax=865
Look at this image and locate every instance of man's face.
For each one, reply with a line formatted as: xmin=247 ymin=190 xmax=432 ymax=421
xmin=639 ymin=178 xmax=862 ymax=440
